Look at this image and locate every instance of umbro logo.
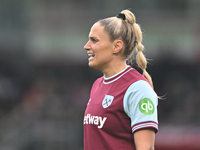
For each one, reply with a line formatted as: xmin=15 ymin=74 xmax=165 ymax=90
xmin=102 ymin=95 xmax=114 ymax=108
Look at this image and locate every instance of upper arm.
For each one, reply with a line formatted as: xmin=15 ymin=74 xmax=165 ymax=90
xmin=134 ymin=128 xmax=155 ymax=150
xmin=124 ymin=80 xmax=158 ymax=149
xmin=124 ymin=80 xmax=158 ymax=133
xmin=123 ymin=80 xmax=158 ymax=149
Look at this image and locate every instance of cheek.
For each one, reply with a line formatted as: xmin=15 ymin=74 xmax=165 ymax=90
xmin=96 ymin=51 xmax=112 ymax=65
xmin=93 ymin=43 xmax=113 ymax=61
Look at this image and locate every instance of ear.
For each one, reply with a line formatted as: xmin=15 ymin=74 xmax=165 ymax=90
xmin=113 ymin=40 xmax=123 ymax=54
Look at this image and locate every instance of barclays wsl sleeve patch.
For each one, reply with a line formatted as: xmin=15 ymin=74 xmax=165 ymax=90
xmin=139 ymin=98 xmax=155 ymax=115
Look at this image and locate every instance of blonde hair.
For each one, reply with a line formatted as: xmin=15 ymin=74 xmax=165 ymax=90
xmin=98 ymin=9 xmax=153 ymax=88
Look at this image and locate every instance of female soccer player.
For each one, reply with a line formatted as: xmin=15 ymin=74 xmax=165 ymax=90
xmin=83 ymin=9 xmax=158 ymax=150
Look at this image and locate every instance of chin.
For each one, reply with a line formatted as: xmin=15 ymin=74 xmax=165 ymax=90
xmin=88 ymin=62 xmax=95 ymax=68
xmin=88 ymin=62 xmax=100 ymax=70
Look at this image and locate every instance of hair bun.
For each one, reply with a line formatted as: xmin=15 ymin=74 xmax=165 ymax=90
xmin=121 ymin=10 xmax=135 ymax=25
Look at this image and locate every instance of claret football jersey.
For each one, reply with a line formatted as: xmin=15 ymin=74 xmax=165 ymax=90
xmin=84 ymin=66 xmax=158 ymax=150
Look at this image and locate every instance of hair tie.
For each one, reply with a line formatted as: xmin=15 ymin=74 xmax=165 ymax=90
xmin=116 ymin=13 xmax=126 ymax=20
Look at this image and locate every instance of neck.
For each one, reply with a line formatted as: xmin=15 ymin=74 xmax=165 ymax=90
xmin=102 ymin=62 xmax=128 ymax=78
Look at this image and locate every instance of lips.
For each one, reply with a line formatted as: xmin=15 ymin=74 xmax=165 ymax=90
xmin=88 ymin=53 xmax=95 ymax=61
xmin=88 ymin=53 xmax=94 ymax=57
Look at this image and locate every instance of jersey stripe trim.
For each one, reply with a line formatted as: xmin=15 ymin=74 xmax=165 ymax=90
xmin=103 ymin=67 xmax=133 ymax=84
xmin=132 ymin=121 xmax=158 ymax=133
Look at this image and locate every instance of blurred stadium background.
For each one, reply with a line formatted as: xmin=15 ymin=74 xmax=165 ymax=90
xmin=0 ymin=0 xmax=200 ymax=149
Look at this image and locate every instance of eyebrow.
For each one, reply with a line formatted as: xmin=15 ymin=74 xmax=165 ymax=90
xmin=89 ymin=36 xmax=98 ymax=40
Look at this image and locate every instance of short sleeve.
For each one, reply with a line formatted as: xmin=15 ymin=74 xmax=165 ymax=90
xmin=123 ymin=80 xmax=158 ymax=133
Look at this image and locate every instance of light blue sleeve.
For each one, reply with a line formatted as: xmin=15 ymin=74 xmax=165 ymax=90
xmin=123 ymin=80 xmax=158 ymax=133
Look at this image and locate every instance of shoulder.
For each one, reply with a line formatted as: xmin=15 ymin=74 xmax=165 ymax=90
xmin=125 ymin=80 xmax=157 ymax=102
xmin=90 ymin=76 xmax=104 ymax=92
xmin=127 ymin=68 xmax=150 ymax=84
xmin=123 ymin=80 xmax=158 ymax=117
xmin=128 ymin=80 xmax=154 ymax=92
xmin=93 ymin=76 xmax=104 ymax=85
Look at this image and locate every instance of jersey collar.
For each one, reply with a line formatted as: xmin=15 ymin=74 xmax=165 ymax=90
xmin=103 ymin=66 xmax=133 ymax=84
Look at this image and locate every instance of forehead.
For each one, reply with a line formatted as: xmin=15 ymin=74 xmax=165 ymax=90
xmin=89 ymin=23 xmax=108 ymax=38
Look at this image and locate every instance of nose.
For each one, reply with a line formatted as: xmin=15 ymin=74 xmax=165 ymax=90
xmin=84 ymin=41 xmax=90 ymax=51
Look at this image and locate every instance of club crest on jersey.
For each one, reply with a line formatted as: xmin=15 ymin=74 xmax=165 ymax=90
xmin=102 ymin=95 xmax=114 ymax=108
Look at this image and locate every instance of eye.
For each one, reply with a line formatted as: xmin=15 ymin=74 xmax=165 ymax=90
xmin=90 ymin=37 xmax=98 ymax=43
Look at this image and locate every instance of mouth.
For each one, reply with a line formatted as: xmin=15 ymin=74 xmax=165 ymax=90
xmin=88 ymin=53 xmax=94 ymax=56
xmin=88 ymin=53 xmax=95 ymax=61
